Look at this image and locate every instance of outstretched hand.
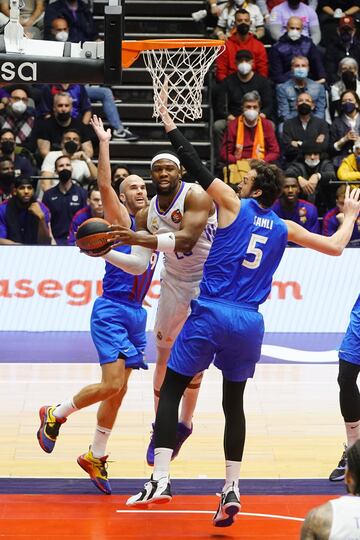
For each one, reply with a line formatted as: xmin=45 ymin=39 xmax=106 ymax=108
xmin=343 ymin=185 xmax=360 ymax=220
xmin=106 ymin=224 xmax=137 ymax=246
xmin=158 ymin=77 xmax=176 ymax=131
xmin=90 ymin=114 xmax=112 ymax=143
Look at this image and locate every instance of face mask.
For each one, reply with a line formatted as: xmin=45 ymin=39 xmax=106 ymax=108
xmin=58 ymin=168 xmax=72 ymax=183
xmin=56 ymin=111 xmax=71 ymax=123
xmin=342 ymin=70 xmax=356 ymax=86
xmin=297 ymin=103 xmax=312 ymax=115
xmin=288 ymin=29 xmax=301 ymax=41
xmin=11 ymin=100 xmax=27 ymax=115
xmin=340 ymin=29 xmax=352 ymax=42
xmin=237 ymin=62 xmax=252 ymax=75
xmin=288 ymin=0 xmax=300 ymax=8
xmin=1 ymin=141 xmax=15 ymax=154
xmin=55 ymin=30 xmax=69 ymax=42
xmin=342 ymin=102 xmax=356 ymax=114
xmin=293 ymin=67 xmax=308 ymax=79
xmin=237 ymin=23 xmax=250 ymax=35
xmin=305 ymin=158 xmax=320 ymax=168
xmin=64 ymin=140 xmax=78 ymax=154
xmin=243 ymin=109 xmax=259 ymax=122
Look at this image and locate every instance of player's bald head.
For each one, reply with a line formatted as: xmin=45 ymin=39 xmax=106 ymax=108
xmin=119 ymin=174 xmax=145 ymax=194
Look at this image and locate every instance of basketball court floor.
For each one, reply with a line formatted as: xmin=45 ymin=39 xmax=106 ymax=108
xmin=0 ymin=358 xmax=347 ymax=539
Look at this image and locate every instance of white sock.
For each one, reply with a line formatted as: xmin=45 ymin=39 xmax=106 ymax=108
xmin=223 ymin=460 xmax=241 ymax=491
xmin=53 ymin=399 xmax=78 ymax=419
xmin=91 ymin=425 xmax=112 ymax=458
xmin=152 ymin=447 xmax=172 ymax=481
xmin=345 ymin=421 xmax=360 ymax=447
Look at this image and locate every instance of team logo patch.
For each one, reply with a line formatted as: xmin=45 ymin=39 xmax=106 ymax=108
xmin=157 ymin=331 xmax=163 ymax=341
xmin=72 ymin=195 xmax=79 ymax=202
xmin=171 ymin=209 xmax=182 ymax=223
xmin=151 ymin=217 xmax=159 ymax=232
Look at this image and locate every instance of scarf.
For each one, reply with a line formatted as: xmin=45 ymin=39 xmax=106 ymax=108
xmin=5 ymin=196 xmax=39 ymax=244
xmin=235 ymin=115 xmax=265 ymax=160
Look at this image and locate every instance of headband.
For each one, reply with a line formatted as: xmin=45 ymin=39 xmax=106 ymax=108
xmin=151 ymin=153 xmax=180 ymax=169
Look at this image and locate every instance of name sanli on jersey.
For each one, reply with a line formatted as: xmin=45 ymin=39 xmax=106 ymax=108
xmin=253 ymin=215 xmax=274 ymax=230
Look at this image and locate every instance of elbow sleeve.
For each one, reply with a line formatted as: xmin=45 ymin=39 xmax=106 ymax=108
xmin=103 ymin=245 xmax=152 ymax=275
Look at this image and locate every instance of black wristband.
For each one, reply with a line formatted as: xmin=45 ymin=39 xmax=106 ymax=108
xmin=167 ymin=128 xmax=215 ymax=190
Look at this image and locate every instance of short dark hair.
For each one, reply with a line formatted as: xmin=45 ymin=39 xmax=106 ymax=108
xmin=111 ymin=164 xmax=131 ymax=181
xmin=340 ymin=89 xmax=360 ymax=109
xmin=250 ymin=159 xmax=284 ymax=208
xmin=0 ymin=128 xmax=15 ymax=139
xmin=54 ymin=154 xmax=71 ymax=170
xmin=346 ymin=439 xmax=360 ymax=495
xmin=62 ymin=128 xmax=82 ymax=140
xmin=87 ymin=181 xmax=100 ymax=196
xmin=0 ymin=155 xmax=14 ymax=165
xmin=235 ymin=8 xmax=250 ymax=18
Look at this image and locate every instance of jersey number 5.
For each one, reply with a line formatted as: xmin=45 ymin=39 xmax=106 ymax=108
xmin=242 ymin=234 xmax=268 ymax=270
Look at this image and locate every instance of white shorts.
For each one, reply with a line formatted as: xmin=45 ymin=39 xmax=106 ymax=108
xmin=154 ymin=270 xmax=200 ymax=349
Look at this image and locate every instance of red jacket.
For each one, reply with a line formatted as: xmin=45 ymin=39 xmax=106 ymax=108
xmin=215 ymin=33 xmax=269 ymax=82
xmin=220 ymin=116 xmax=280 ymax=164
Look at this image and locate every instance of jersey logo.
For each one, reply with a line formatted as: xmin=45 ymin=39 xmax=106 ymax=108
xmin=151 ymin=217 xmax=159 ymax=231
xmin=299 ymin=206 xmax=307 ymax=224
xmin=72 ymin=195 xmax=79 ymax=202
xmin=171 ymin=209 xmax=182 ymax=224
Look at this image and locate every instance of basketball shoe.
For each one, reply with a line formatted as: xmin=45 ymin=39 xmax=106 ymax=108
xmin=77 ymin=447 xmax=112 ymax=495
xmin=146 ymin=422 xmax=193 ymax=466
xmin=126 ymin=475 xmax=172 ymax=506
xmin=37 ymin=405 xmax=66 ymax=453
xmin=329 ymin=444 xmax=347 ymax=481
xmin=213 ymin=482 xmax=241 ymax=527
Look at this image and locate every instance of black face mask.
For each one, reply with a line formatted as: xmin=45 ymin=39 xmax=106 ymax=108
xmin=64 ymin=140 xmax=78 ymax=154
xmin=340 ymin=29 xmax=352 ymax=43
xmin=56 ymin=111 xmax=71 ymax=123
xmin=0 ymin=172 xmax=15 ymax=188
xmin=58 ymin=168 xmax=72 ymax=183
xmin=298 ymin=103 xmax=312 ymax=116
xmin=1 ymin=141 xmax=15 ymax=155
xmin=342 ymin=70 xmax=356 ymax=88
xmin=237 ymin=23 xmax=250 ymax=35
xmin=341 ymin=101 xmax=356 ymax=114
xmin=288 ymin=0 xmax=300 ymax=8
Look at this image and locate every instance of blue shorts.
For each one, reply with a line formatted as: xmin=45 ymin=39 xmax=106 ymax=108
xmin=339 ymin=321 xmax=360 ymax=366
xmin=91 ymin=296 xmax=148 ymax=369
xmin=168 ymin=297 xmax=264 ymax=382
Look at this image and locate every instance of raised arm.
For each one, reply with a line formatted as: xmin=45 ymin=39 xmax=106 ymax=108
xmin=90 ymin=115 xmax=131 ymax=228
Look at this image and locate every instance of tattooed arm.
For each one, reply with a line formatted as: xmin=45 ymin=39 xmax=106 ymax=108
xmin=301 ymin=502 xmax=333 ymax=540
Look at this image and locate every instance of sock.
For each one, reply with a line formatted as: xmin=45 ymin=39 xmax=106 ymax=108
xmin=91 ymin=425 xmax=112 ymax=458
xmin=345 ymin=421 xmax=360 ymax=447
xmin=53 ymin=399 xmax=78 ymax=419
xmin=223 ymin=460 xmax=241 ymax=491
xmin=152 ymin=447 xmax=172 ymax=481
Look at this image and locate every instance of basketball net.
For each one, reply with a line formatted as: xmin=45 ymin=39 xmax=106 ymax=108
xmin=142 ymin=44 xmax=224 ymax=124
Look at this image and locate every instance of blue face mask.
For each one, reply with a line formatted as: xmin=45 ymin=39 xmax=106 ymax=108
xmin=293 ymin=67 xmax=308 ymax=79
xmin=356 ymin=155 xmax=360 ymax=164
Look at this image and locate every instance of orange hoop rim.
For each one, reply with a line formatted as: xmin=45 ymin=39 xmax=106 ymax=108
xmin=121 ymin=39 xmax=225 ymax=68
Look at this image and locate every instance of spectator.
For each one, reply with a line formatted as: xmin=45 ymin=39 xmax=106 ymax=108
xmin=214 ymin=0 xmax=265 ymax=40
xmin=215 ymin=8 xmax=268 ymax=81
xmin=0 ymin=86 xmax=36 ymax=151
xmin=40 ymin=129 xmax=97 ymax=192
xmin=38 ymin=84 xmax=92 ymax=124
xmin=282 ymin=92 xmax=330 ymax=162
xmin=219 ymin=90 xmax=280 ymax=181
xmin=329 ymin=89 xmax=360 ymax=168
xmin=322 ymin=184 xmax=360 ymax=245
xmin=42 ymin=155 xmax=87 ymax=245
xmin=112 ymin=165 xmax=131 ymax=184
xmin=44 ymin=0 xmax=98 ymax=43
xmin=301 ymin=440 xmax=360 ymax=539
xmin=318 ymin=1 xmax=360 ymax=46
xmin=0 ymin=157 xmax=16 ymax=202
xmin=0 ymin=129 xmax=36 ymax=178
xmin=272 ymin=176 xmax=320 ymax=237
xmin=330 ymin=57 xmax=360 ymax=118
xmin=269 ymin=17 xmax=326 ymax=85
xmin=48 ymin=16 xmax=69 ymax=42
xmin=67 ymin=182 xmax=103 ymax=245
xmin=0 ymin=0 xmax=44 ymax=39
xmin=35 ymin=92 xmax=93 ymax=160
xmin=213 ymin=49 xmax=274 ymax=158
xmin=0 ymin=176 xmax=51 ymax=245
xmin=324 ymin=16 xmax=360 ymax=84
xmin=337 ymin=138 xmax=360 ymax=185
xmin=276 ymin=56 xmax=327 ymax=122
xmin=285 ymin=141 xmax=336 ymax=214
xmin=268 ymin=0 xmax=321 ymax=45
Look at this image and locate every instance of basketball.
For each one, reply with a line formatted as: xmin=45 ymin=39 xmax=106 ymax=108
xmin=75 ymin=217 xmax=112 ymax=256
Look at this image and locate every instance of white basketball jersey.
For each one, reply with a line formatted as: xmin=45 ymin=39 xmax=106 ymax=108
xmin=329 ymin=496 xmax=360 ymax=539
xmin=147 ymin=182 xmax=217 ymax=282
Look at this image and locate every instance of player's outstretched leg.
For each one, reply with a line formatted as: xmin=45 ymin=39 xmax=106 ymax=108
xmin=77 ymin=446 xmax=112 ymax=495
xmin=37 ymin=405 xmax=67 ymax=453
xmin=213 ymin=482 xmax=241 ymax=527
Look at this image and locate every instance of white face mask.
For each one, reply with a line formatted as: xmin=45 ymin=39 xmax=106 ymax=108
xmin=243 ymin=109 xmax=259 ymax=122
xmin=288 ymin=29 xmax=301 ymax=41
xmin=305 ymin=158 xmax=320 ymax=168
xmin=11 ymin=100 xmax=27 ymax=115
xmin=55 ymin=30 xmax=69 ymax=42
xmin=237 ymin=62 xmax=252 ymax=75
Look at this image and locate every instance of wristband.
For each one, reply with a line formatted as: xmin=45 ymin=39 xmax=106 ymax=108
xmin=156 ymin=232 xmax=176 ymax=252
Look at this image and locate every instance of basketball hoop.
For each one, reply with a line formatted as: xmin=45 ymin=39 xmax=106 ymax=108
xmin=122 ymin=39 xmax=225 ymax=124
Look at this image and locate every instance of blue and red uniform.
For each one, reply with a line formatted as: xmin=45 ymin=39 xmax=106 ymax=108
xmin=272 ymin=198 xmax=320 ymax=233
xmin=323 ymin=207 xmax=360 ymax=246
xmin=67 ymin=206 xmax=92 ymax=245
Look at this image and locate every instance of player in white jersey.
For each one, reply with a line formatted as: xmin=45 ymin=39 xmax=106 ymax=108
xmin=301 ymin=439 xmax=360 ymax=539
xmin=108 ymin=149 xmax=217 ymax=465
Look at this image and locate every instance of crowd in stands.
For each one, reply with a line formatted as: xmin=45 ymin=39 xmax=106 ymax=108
xmin=0 ymin=0 xmax=359 ymax=245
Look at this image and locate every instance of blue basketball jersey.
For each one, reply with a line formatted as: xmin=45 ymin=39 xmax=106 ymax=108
xmin=102 ymin=216 xmax=157 ymax=306
xmin=200 ymin=198 xmax=288 ymax=307
xmin=339 ymin=294 xmax=360 ymax=365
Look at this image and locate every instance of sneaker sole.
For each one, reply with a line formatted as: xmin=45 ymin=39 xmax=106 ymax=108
xmin=37 ymin=407 xmax=54 ymax=454
xmin=127 ymin=495 xmax=172 ymax=507
xmin=329 ymin=472 xmax=345 ymax=482
xmin=214 ymin=503 xmax=241 ymax=527
xmin=77 ymin=456 xmax=112 ymax=495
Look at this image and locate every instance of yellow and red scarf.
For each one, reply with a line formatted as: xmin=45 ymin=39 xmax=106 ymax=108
xmin=235 ymin=115 xmax=265 ymax=161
